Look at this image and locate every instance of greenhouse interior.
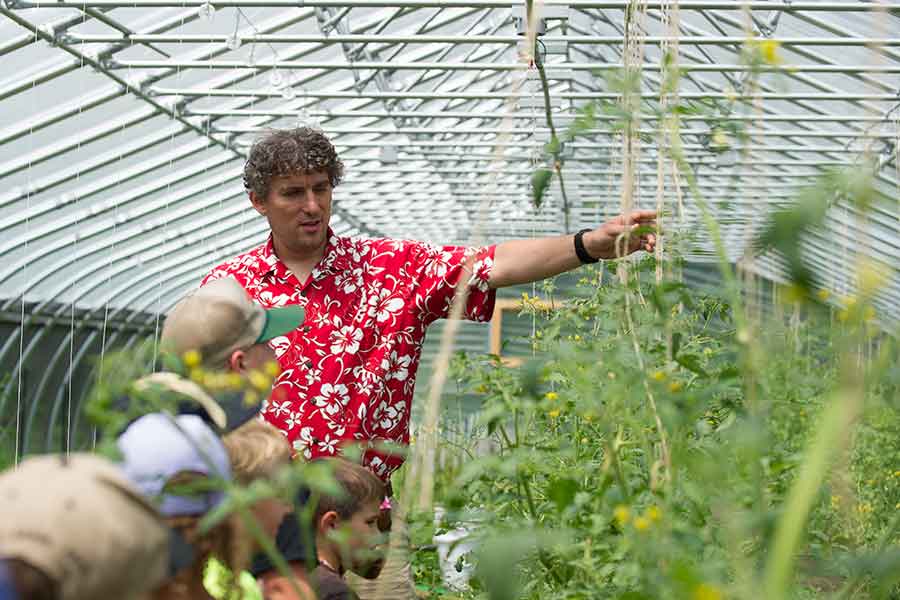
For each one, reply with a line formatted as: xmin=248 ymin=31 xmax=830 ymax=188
xmin=1 ymin=1 xmax=899 ymax=599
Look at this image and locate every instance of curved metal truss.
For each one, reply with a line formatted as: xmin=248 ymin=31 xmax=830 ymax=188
xmin=0 ymin=2 xmax=898 ymax=448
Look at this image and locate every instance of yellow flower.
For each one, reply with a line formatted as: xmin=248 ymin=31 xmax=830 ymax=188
xmin=837 ymin=309 xmax=850 ymax=323
xmin=711 ymin=129 xmax=730 ymax=148
xmin=581 ymin=437 xmax=589 ymax=444
xmin=857 ymin=502 xmax=873 ymax=514
xmin=759 ymin=39 xmax=782 ymax=65
xmin=247 ymin=370 xmax=271 ymax=391
xmin=634 ymin=516 xmax=651 ymax=531
xmin=607 ymin=372 xmax=617 ymax=380
xmin=830 ymin=495 xmax=841 ymax=509
xmin=243 ymin=389 xmax=259 ymax=407
xmin=668 ymin=381 xmax=683 ymax=393
xmin=548 ymin=409 xmax=561 ymax=418
xmin=857 ymin=259 xmax=890 ymax=296
xmin=204 ymin=373 xmax=227 ymax=390
xmin=782 ymin=284 xmax=805 ymax=304
xmin=545 ymin=391 xmax=559 ymax=401
xmin=816 ymin=288 xmax=831 ymax=302
xmin=613 ymin=505 xmax=630 ymax=526
xmin=583 ymin=413 xmax=594 ymax=423
xmin=475 ymin=384 xmax=488 ymax=393
xmin=651 ymin=370 xmax=667 ymax=382
xmin=573 ymin=334 xmax=582 ymax=342
xmin=645 ymin=505 xmax=662 ymax=522
xmin=225 ymin=373 xmax=243 ymax=390
xmin=863 ymin=306 xmax=876 ymax=322
xmin=724 ymin=85 xmax=738 ymax=102
xmin=183 ymin=350 xmax=202 ymax=368
xmin=264 ymin=360 xmax=282 ymax=378
xmin=693 ymin=583 xmax=723 ymax=600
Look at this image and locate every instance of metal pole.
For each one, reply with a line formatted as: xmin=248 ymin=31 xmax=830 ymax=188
xmin=10 ymin=1 xmax=899 ymax=12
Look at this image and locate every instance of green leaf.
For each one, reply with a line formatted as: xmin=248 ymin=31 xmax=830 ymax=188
xmin=672 ymin=331 xmax=682 ymax=359
xmin=544 ymin=136 xmax=561 ymax=156
xmin=676 ymin=353 xmax=708 ymax=377
xmin=531 ymin=167 xmax=553 ymax=209
xmin=548 ymin=477 xmax=579 ymax=512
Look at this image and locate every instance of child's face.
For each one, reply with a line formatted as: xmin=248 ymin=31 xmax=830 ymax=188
xmin=340 ymin=499 xmax=387 ymax=579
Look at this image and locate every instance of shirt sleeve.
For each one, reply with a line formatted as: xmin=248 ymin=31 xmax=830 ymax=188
xmin=408 ymin=242 xmax=497 ymax=325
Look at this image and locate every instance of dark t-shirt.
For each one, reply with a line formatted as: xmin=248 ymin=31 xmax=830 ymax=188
xmin=313 ymin=565 xmax=360 ymax=600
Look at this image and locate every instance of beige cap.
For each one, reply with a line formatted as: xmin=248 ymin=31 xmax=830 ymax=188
xmin=0 ymin=453 xmax=172 ymax=600
xmin=161 ymin=277 xmax=305 ymax=367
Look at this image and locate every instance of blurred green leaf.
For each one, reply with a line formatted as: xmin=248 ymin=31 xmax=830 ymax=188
xmin=532 ymin=167 xmax=553 ymax=209
xmin=548 ymin=477 xmax=579 ymax=512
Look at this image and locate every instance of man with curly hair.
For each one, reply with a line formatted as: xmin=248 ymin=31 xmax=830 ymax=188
xmin=201 ymin=127 xmax=656 ymax=598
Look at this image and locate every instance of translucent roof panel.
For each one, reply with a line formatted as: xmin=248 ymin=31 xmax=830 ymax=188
xmin=0 ymin=1 xmax=897 ymax=324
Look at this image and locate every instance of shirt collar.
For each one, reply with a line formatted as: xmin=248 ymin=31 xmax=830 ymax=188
xmin=260 ymin=229 xmax=351 ymax=281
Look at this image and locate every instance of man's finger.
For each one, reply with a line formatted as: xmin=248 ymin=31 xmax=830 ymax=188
xmin=624 ymin=210 xmax=657 ymax=224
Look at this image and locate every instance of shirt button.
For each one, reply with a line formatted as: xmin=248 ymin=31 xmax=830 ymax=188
xmin=303 ymin=326 xmax=311 ymax=333
xmin=306 ymin=360 xmax=313 ymax=368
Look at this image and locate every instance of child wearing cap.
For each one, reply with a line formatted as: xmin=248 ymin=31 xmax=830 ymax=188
xmin=137 ymin=276 xmax=307 ymax=434
xmin=117 ymin=412 xmax=251 ymax=600
xmin=0 ymin=454 xmax=176 ymax=600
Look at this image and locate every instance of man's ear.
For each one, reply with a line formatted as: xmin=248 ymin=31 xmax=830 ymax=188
xmin=249 ymin=191 xmax=267 ymax=216
xmin=228 ymin=349 xmax=247 ymax=374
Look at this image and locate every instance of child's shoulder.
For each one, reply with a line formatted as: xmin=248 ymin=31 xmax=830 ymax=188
xmin=314 ymin=565 xmax=361 ymax=600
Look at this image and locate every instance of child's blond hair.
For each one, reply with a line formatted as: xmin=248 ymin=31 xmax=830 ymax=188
xmin=223 ymin=420 xmax=291 ymax=484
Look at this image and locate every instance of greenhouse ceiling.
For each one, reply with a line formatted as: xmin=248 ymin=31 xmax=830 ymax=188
xmin=0 ymin=0 xmax=898 ymax=325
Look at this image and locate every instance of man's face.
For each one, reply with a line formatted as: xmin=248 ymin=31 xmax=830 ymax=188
xmin=344 ymin=500 xmax=387 ymax=580
xmin=251 ymin=171 xmax=332 ymax=255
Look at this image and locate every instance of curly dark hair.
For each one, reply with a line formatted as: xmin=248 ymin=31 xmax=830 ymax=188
xmin=242 ymin=127 xmax=345 ymax=199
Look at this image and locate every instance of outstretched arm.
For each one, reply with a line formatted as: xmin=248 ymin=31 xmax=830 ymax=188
xmin=488 ymin=210 xmax=658 ymax=289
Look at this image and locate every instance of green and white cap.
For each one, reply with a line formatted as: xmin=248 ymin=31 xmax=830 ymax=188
xmin=161 ymin=277 xmax=305 ymax=368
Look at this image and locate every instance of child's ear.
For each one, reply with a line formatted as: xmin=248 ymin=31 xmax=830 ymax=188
xmin=319 ymin=510 xmax=340 ymax=532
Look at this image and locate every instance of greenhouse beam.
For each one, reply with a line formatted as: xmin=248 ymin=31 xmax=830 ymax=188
xmin=157 ymin=88 xmax=900 ymax=102
xmin=10 ymin=1 xmax=899 ymax=12
xmin=64 ymin=34 xmax=900 ymax=47
xmin=111 ymin=59 xmax=900 ymax=74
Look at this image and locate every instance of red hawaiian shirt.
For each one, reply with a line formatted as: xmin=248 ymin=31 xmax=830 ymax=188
xmin=201 ymin=231 xmax=496 ymax=480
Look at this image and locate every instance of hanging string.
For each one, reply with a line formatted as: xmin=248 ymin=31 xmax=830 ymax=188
xmin=152 ymin=61 xmax=183 ymax=371
xmin=528 ymin=61 xmax=539 ymax=345
xmin=14 ymin=22 xmax=42 ymax=467
xmin=65 ymin=6 xmax=90 ymax=456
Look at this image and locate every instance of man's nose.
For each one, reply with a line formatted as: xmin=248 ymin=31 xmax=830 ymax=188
xmin=301 ymin=191 xmax=320 ymax=211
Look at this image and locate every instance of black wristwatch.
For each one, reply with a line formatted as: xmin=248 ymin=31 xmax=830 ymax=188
xmin=574 ymin=229 xmax=599 ymax=264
